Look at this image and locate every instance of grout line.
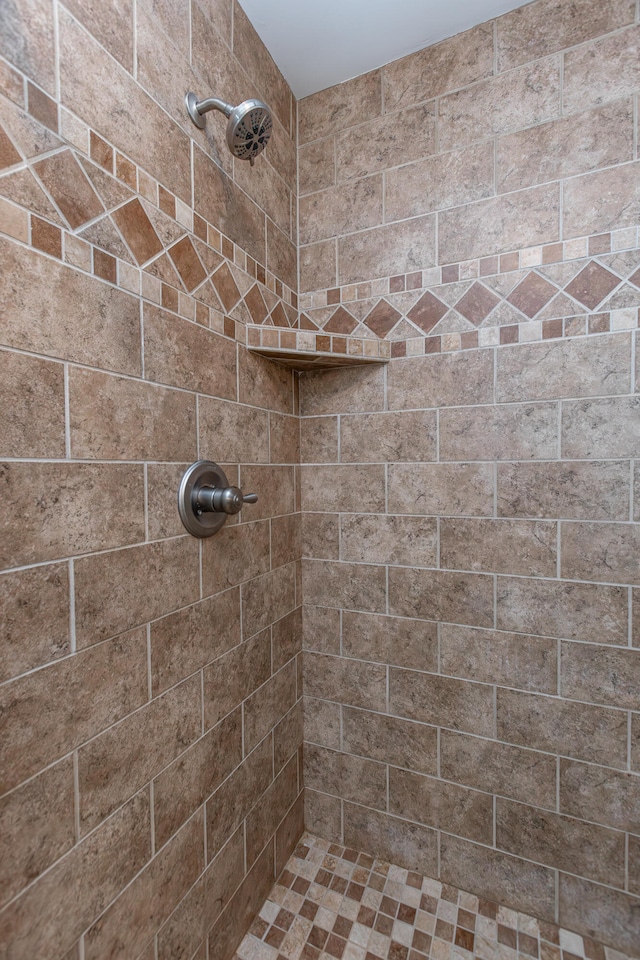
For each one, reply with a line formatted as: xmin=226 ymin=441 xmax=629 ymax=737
xmin=68 ymin=559 xmax=76 ymax=653
xmin=73 ymin=750 xmax=81 ymax=842
xmin=64 ymin=364 xmax=71 ymax=459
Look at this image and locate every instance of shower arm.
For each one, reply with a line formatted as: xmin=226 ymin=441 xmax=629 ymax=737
xmin=185 ymin=92 xmax=232 ymax=128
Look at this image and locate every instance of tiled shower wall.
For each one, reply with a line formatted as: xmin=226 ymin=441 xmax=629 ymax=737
xmin=0 ymin=1 xmax=303 ymax=958
xmin=298 ymin=1 xmax=640 ymax=956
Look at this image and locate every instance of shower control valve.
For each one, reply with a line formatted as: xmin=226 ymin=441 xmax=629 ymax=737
xmin=178 ymin=460 xmax=258 ymax=538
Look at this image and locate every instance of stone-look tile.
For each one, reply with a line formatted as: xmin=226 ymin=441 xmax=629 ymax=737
xmin=441 ymin=730 xmax=557 ymax=809
xmin=336 ymin=103 xmax=436 ymax=182
xmin=271 ymin=514 xmax=301 ymax=570
xmin=341 ymin=514 xmax=437 ymax=567
xmin=266 ymin=219 xmax=297 ymax=292
xmin=242 ymin=562 xmax=297 ymax=638
xmin=382 ymin=23 xmax=494 ymax=112
xmin=559 ymin=875 xmax=640 ymax=956
xmin=302 ymin=560 xmax=386 ymax=614
xmin=562 ymin=397 xmax=640 ymax=459
xmin=272 ymin=607 xmax=302 ymax=673
xmin=64 ymin=0 xmax=133 ymax=69
xmin=199 ymin=397 xmax=269 ymax=464
xmin=300 ymin=238 xmax=337 ymax=292
xmin=387 ymin=349 xmax=493 ymax=410
xmin=441 ymin=518 xmax=557 ymax=578
xmin=390 ymin=768 xmax=493 ymax=844
xmin=0 ymin=239 xmax=141 ymax=375
xmin=206 ymin=736 xmax=273 ymax=858
xmin=339 ymin=410 xmax=437 ymax=463
xmin=150 ymin=589 xmax=241 ymax=696
xmin=77 ymin=674 xmax=201 ymax=833
xmin=389 ymin=670 xmax=494 ymax=737
xmin=385 ymin=141 xmax=494 ymax=222
xmin=343 ymin=706 xmax=438 ymax=777
xmin=496 ymin=334 xmax=630 ymax=402
xmin=0 ymin=757 xmax=75 ymax=908
xmin=305 ymin=789 xmax=342 ymax=840
xmin=496 ymin=688 xmax=628 ymax=768
xmin=1 ymin=0 xmax=56 ymax=94
xmin=68 ymin=368 xmax=196 ymax=461
xmin=157 ymin=827 xmax=244 ymax=960
xmin=299 ymin=175 xmax=383 ymax=245
xmin=305 ymin=743 xmax=386 ymax=809
xmin=498 ymin=461 xmax=630 ymax=521
xmin=563 ymin=23 xmax=640 ymax=114
xmin=202 ymin=630 xmax=271 ymax=730
xmin=440 ymin=623 xmax=557 ymax=693
xmin=304 ymin=696 xmax=341 ymax=750
xmin=344 ymin=803 xmax=438 ymax=877
xmin=74 ymin=537 xmax=199 ymax=647
xmin=246 ymin=755 xmax=299 ymax=866
xmin=244 ymin=659 xmax=298 ymax=753
xmin=298 ymin=70 xmax=382 ymax=144
xmin=33 ymin=150 xmax=104 ymax=229
xmin=441 ymin=835 xmax=556 ymax=922
xmin=275 ymin=791 xmax=304 ymax=876
xmin=497 ymin=0 xmax=635 ymax=71
xmin=338 ymin=215 xmax=436 ymax=286
xmin=0 ymin=564 xmax=70 ymax=682
xmin=560 ymin=759 xmax=640 ymax=834
xmin=59 ymin=9 xmax=190 ymax=201
xmin=201 ymin=518 xmax=270 ymax=595
xmin=299 ymin=137 xmax=335 ymax=196
xmin=563 ymin=161 xmax=640 ymax=239
xmin=342 ymin=610 xmax=437 ymax=672
xmin=143 ymin=305 xmax=237 ymax=399
xmin=207 ymin=844 xmax=275 ymax=960
xmin=270 ymin=413 xmax=299 ymax=465
xmin=146 ymin=462 xmax=190 ymax=541
xmin=153 ymin=709 xmax=242 ymax=849
xmin=0 ymin=461 xmax=144 ymax=569
xmin=439 ymin=57 xmax=561 ymax=152
xmin=389 ymin=566 xmax=494 ymax=627
xmin=439 ymin=184 xmax=560 ymax=264
xmin=300 ymin=416 xmax=338 ymax=463
xmin=561 ymin=521 xmax=640 ymax=585
xmin=303 ymin=652 xmax=386 ymax=711
xmin=239 ymin=348 xmax=294 ymax=416
xmin=300 ymin=364 xmax=385 ymax=416
xmin=274 ymin=699 xmax=303 ymax=772
xmin=440 ymin=401 xmax=558 ymax=462
xmin=566 ymin=260 xmax=621 ymax=310
xmin=302 ymin=512 xmax=340 ymax=560
xmin=0 ymin=627 xmax=147 ymax=795
xmin=302 ymin=605 xmax=341 ymax=654
xmin=0 ymin=792 xmax=151 ymax=960
xmin=301 ymin=464 xmax=385 ymax=513
xmin=497 ymin=576 xmax=628 ymax=644
xmin=84 ymin=811 xmax=204 ymax=960
xmin=561 ymin=642 xmax=640 ymax=710
xmin=496 ymin=798 xmax=625 ymax=887
xmin=388 ymin=462 xmax=493 ymax=518
xmin=497 ymin=100 xmax=634 ymax=193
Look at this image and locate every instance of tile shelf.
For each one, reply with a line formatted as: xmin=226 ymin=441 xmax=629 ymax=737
xmin=245 ymin=324 xmax=390 ymax=370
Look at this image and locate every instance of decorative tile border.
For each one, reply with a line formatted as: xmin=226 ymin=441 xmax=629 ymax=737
xmin=246 ymin=324 xmax=390 ymax=366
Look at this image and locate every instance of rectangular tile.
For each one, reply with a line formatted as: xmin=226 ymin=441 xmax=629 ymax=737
xmin=339 ymin=410 xmax=437 ymax=463
xmin=299 ymin=136 xmax=335 ymax=196
xmin=0 ymin=563 xmax=70 ymax=682
xmin=389 ymin=567 xmax=494 ymax=627
xmin=561 ymin=641 xmax=640 ymax=710
xmin=303 ymin=652 xmax=386 ymax=711
xmin=201 ymin=519 xmax=271 ymax=594
xmin=336 ymin=103 xmax=436 ymax=182
xmin=244 ymin=659 xmax=298 ymax=753
xmin=559 ymin=875 xmax=640 ymax=956
xmin=497 ymin=576 xmax=628 ymax=644
xmin=562 ymin=397 xmax=640 ymax=459
xmin=238 ymin=347 xmax=294 ymax=415
xmin=496 ymin=688 xmax=628 ymax=767
xmin=272 ymin=607 xmax=302 ymax=673
xmin=241 ymin=562 xmax=297 ymax=637
xmin=389 ymin=669 xmax=494 ymax=737
xmin=498 ymin=461 xmax=630 ymax=521
xmin=304 ymin=696 xmax=341 ymax=750
xmin=441 ymin=730 xmax=557 ymax=809
xmin=300 ymin=364 xmax=385 ymax=416
xmin=205 ymin=736 xmax=273 ymax=859
xmin=303 ymin=605 xmax=341 ymax=654
xmin=207 ymin=844 xmax=275 ymax=960
xmin=301 ymin=464 xmax=385 ymax=513
xmin=269 ymin=413 xmax=300 ymax=465
xmin=561 ymin=521 xmax=640 ymax=585
xmin=298 ymin=70 xmax=382 ymax=144
xmin=274 ymin=699 xmax=303 ymax=773
xmin=245 ymin=755 xmax=298 ymax=866
xmin=302 ymin=559 xmax=386 ymax=614
xmin=387 ymin=349 xmax=493 ymax=410
xmin=439 ymin=402 xmax=558 ymax=461
xmin=441 ymin=518 xmax=557 ymax=578
xmin=0 ymin=628 xmax=148 ymax=794
xmin=74 ymin=537 xmax=200 ymax=647
xmin=343 ymin=802 xmax=438 ymax=877
xmin=0 ymin=350 xmax=65 ymax=457
xmin=563 ymin=160 xmax=640 ymax=238
xmin=77 ymin=674 xmax=201 ymax=834
xmin=388 ymin=463 xmax=494 ymax=517
xmin=0 ymin=462 xmax=144 ymax=569
xmin=390 ymin=768 xmax=493 ymax=843
xmin=305 ymin=789 xmax=342 ymax=841
xmin=338 ymin=215 xmax=436 ymax=286
xmin=198 ymin=397 xmax=269 ymax=464
xmin=304 ymin=743 xmax=386 ymax=809
xmin=202 ymin=629 xmax=271 ymax=730
xmin=302 ymin=512 xmax=339 ymax=560
xmin=237 ymin=465 xmax=295 ymax=521
xmin=299 ymin=415 xmax=339 ymax=463
xmin=440 ymin=623 xmax=557 ymax=693
xmin=299 ymin=175 xmax=383 ymax=244
xmin=560 ymin=759 xmax=640 ymax=833
xmin=342 ymin=610 xmax=438 ymax=672
xmin=342 ymin=705 xmax=438 ymax=776
xmin=563 ymin=24 xmax=640 ymax=114
xmin=341 ymin=514 xmax=437 ymax=567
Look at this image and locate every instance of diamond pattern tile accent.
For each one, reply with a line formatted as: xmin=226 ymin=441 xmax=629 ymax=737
xmin=112 ymin=197 xmax=163 ymax=264
xmin=211 ymin=261 xmax=242 ymax=311
xmin=455 ymin=282 xmax=500 ymax=326
xmin=628 ymin=267 xmax=640 ymax=289
xmin=364 ymin=300 xmax=402 ymax=338
xmin=407 ymin=291 xmax=448 ymax=334
xmin=168 ymin=235 xmax=206 ymax=292
xmin=507 ymin=272 xmax=557 ymax=318
xmin=565 ymin=262 xmax=621 ymax=310
xmin=244 ymin=283 xmax=269 ymax=324
xmin=324 ymin=307 xmax=358 ymax=335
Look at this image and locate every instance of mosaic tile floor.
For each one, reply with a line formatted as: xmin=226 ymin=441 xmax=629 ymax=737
xmin=233 ymin=834 xmax=635 ymax=960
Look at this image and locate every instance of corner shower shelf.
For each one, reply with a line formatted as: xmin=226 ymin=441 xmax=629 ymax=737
xmin=245 ymin=324 xmax=390 ymax=370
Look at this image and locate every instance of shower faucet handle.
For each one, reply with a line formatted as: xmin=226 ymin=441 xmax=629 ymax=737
xmin=196 ymin=484 xmax=258 ymax=516
xmin=177 ymin=461 xmax=258 ymax=538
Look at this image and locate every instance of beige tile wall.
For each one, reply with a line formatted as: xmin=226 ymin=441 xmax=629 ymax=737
xmin=299 ymin=2 xmax=640 ymax=956
xmin=0 ymin=2 xmax=302 ymax=958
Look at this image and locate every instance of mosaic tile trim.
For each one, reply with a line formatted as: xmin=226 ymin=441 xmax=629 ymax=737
xmin=233 ymin=834 xmax=637 ymax=960
xmin=246 ymin=325 xmax=391 ymax=363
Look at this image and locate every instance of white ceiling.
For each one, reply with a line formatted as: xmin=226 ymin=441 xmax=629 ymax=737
xmin=238 ymin=0 xmax=533 ymax=99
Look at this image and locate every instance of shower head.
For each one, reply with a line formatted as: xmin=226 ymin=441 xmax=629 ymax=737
xmin=186 ymin=92 xmax=273 ymax=166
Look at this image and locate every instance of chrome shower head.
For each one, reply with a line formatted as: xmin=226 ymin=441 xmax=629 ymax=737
xmin=186 ymin=92 xmax=273 ymax=166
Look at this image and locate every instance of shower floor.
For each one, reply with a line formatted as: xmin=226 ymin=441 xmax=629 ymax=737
xmin=232 ymin=833 xmax=633 ymax=960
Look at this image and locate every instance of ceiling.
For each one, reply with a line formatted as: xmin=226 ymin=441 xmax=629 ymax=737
xmin=238 ymin=0 xmax=533 ymax=99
